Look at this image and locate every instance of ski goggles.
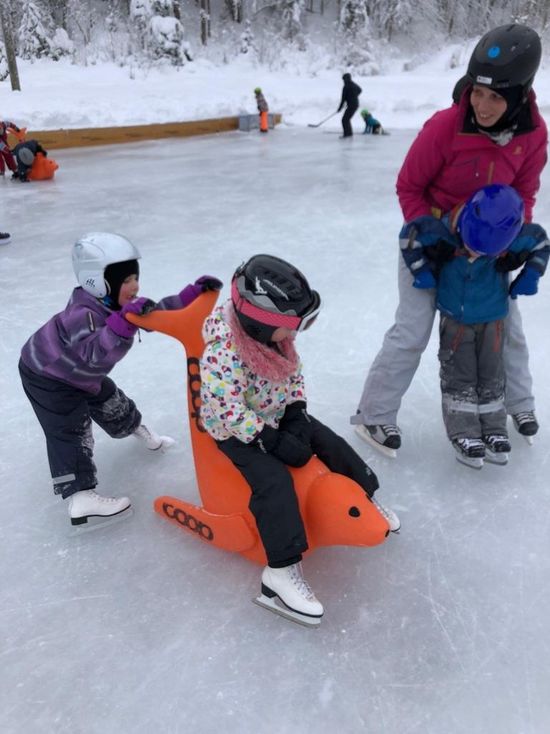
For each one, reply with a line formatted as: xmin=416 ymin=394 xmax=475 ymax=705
xmin=231 ymin=278 xmax=321 ymax=332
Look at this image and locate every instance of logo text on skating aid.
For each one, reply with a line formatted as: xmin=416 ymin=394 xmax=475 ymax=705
xmin=162 ymin=502 xmax=214 ymax=541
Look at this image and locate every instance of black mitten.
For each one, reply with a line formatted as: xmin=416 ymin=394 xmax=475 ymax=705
xmin=278 ymin=401 xmax=312 ymax=446
xmin=254 ymin=425 xmax=312 ymax=467
xmin=273 ymin=431 xmax=312 ymax=467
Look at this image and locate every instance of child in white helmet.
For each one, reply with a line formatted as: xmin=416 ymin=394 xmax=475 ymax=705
xmin=19 ymin=232 xmax=222 ymax=526
xmin=199 ymin=254 xmax=399 ymax=624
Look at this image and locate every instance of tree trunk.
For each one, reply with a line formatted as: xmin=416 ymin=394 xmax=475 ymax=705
xmin=0 ymin=2 xmax=21 ymax=91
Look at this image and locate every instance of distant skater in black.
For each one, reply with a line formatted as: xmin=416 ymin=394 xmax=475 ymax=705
xmin=337 ymin=73 xmax=362 ymax=138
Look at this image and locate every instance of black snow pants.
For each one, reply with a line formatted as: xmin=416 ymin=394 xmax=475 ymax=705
xmin=438 ymin=317 xmax=507 ymax=441
xmin=217 ymin=415 xmax=379 ymax=567
xmin=19 ymin=359 xmax=141 ymax=498
xmin=342 ymin=102 xmax=359 ymax=137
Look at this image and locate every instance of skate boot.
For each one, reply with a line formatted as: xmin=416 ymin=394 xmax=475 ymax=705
xmin=371 ymin=497 xmax=401 ymax=532
xmin=512 ymin=411 xmax=538 ymax=445
xmin=355 ymin=423 xmax=401 ymax=458
xmin=452 ymin=437 xmax=485 ymax=469
xmin=68 ymin=489 xmax=131 ymax=526
xmin=483 ymin=434 xmax=511 ymax=465
xmin=133 ymin=423 xmax=175 ymax=451
xmin=254 ymin=562 xmax=324 ymax=627
xmin=0 ymin=232 xmax=11 ymax=245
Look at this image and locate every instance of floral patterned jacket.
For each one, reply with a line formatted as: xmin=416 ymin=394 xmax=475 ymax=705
xmin=199 ymin=302 xmax=306 ymax=443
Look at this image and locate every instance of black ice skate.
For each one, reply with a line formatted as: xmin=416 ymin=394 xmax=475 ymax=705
xmin=512 ymin=411 xmax=538 ymax=445
xmin=253 ymin=563 xmax=323 ymax=628
xmin=483 ymin=434 xmax=511 ymax=465
xmin=355 ymin=424 xmax=401 ymax=459
xmin=452 ymin=437 xmax=485 ymax=469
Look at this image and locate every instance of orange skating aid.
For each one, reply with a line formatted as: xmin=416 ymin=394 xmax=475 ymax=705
xmin=28 ymin=152 xmax=59 ymax=181
xmin=128 ymin=293 xmax=390 ymax=564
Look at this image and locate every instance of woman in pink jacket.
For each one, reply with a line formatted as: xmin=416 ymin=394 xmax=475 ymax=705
xmin=352 ymin=24 xmax=547 ymax=456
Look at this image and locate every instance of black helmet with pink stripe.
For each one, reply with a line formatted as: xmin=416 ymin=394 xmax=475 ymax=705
xmin=231 ymin=254 xmax=321 ymax=342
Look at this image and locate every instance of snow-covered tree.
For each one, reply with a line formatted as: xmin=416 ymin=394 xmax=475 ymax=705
xmin=50 ymin=26 xmax=73 ymax=58
xmin=240 ymin=19 xmax=257 ymax=55
xmin=339 ymin=0 xmax=377 ymax=73
xmin=0 ymin=41 xmax=8 ymax=81
xmin=18 ymin=0 xmax=55 ymax=60
xmin=129 ymin=0 xmax=189 ymax=64
xmin=225 ymin=0 xmax=243 ymax=23
xmin=278 ymin=0 xmax=306 ymax=47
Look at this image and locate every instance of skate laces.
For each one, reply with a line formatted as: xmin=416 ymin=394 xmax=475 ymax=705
xmin=483 ymin=434 xmax=510 ymax=451
xmin=381 ymin=424 xmax=400 ymax=437
xmin=372 ymin=498 xmax=391 ymax=520
xmin=514 ymin=411 xmax=535 ymax=426
xmin=88 ymin=491 xmax=120 ymax=505
xmin=288 ymin=563 xmax=315 ymax=600
xmin=454 ymin=437 xmax=485 ymax=456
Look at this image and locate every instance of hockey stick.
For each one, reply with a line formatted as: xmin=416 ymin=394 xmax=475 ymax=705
xmin=307 ymin=111 xmax=338 ymax=128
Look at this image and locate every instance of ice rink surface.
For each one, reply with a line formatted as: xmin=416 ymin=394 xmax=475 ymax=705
xmin=1 ymin=125 xmax=550 ymax=734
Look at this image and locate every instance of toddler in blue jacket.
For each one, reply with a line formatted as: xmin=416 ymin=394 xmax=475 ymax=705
xmin=399 ymin=184 xmax=549 ymax=468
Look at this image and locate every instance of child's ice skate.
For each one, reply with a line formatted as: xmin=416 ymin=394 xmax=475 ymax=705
xmin=371 ymin=496 xmax=401 ymax=532
xmin=355 ymin=423 xmax=401 ymax=459
xmin=68 ymin=489 xmax=131 ymax=526
xmin=452 ymin=437 xmax=485 ymax=469
xmin=512 ymin=411 xmax=538 ymax=445
xmin=133 ymin=423 xmax=175 ymax=451
xmin=254 ymin=562 xmax=324 ymax=627
xmin=483 ymin=434 xmax=511 ymax=465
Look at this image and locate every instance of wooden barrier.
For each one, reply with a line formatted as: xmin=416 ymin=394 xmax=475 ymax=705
xmin=14 ymin=114 xmax=283 ymax=151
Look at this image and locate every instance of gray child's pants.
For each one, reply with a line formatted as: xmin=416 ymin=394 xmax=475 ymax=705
xmin=438 ymin=317 xmax=507 ymax=440
xmin=352 ymin=256 xmax=533 ymax=426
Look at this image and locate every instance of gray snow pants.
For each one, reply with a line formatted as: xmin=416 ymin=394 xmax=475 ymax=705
xmin=438 ymin=317 xmax=507 ymax=440
xmin=19 ymin=360 xmax=141 ymax=499
xmin=352 ymin=256 xmax=534 ymax=426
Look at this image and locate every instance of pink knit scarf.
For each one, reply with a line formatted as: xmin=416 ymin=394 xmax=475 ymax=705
xmin=225 ymin=303 xmax=300 ymax=381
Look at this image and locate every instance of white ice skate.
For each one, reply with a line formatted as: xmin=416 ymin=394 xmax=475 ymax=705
xmin=452 ymin=437 xmax=485 ymax=469
xmin=355 ymin=424 xmax=401 ymax=459
xmin=371 ymin=497 xmax=401 ymax=532
xmin=68 ymin=489 xmax=131 ymax=526
xmin=253 ymin=563 xmax=324 ymax=627
xmin=133 ymin=424 xmax=175 ymax=451
xmin=512 ymin=412 xmax=538 ymax=446
xmin=483 ymin=434 xmax=511 ymax=466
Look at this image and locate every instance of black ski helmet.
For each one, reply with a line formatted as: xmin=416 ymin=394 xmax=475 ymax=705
xmin=466 ymin=24 xmax=541 ymax=96
xmin=231 ymin=254 xmax=321 ymax=343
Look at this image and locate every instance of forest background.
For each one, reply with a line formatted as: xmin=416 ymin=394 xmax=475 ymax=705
xmin=2 ymin=0 xmax=550 ymax=85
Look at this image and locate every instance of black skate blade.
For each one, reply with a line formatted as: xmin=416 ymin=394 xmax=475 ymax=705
xmin=355 ymin=425 xmax=397 ymax=459
xmin=69 ymin=506 xmax=134 ymax=535
xmin=252 ymin=594 xmax=322 ymax=628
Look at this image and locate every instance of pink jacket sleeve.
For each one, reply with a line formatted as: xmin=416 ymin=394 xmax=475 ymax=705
xmin=396 ymin=110 xmax=452 ymax=221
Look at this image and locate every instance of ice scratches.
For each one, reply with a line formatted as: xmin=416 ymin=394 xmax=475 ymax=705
xmin=425 ymin=540 xmax=468 ymax=676
xmin=0 ymin=593 xmax=110 ymax=617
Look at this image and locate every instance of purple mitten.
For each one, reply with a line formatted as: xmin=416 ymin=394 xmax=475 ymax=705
xmin=179 ymin=276 xmax=223 ymax=307
xmin=106 ymin=297 xmax=155 ymax=338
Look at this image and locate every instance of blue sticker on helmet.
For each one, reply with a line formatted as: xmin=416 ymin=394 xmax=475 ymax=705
xmin=487 ymin=46 xmax=500 ymax=59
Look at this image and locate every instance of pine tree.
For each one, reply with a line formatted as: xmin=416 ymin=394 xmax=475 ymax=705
xmin=339 ymin=0 xmax=376 ymax=73
xmin=18 ymin=0 xmax=55 ymax=60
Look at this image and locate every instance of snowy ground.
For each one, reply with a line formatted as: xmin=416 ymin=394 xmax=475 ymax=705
xmin=2 ymin=126 xmax=550 ymax=734
xmin=2 ymin=47 xmax=550 ymax=135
